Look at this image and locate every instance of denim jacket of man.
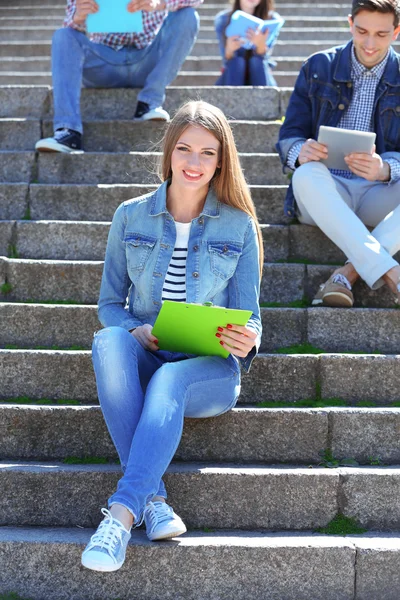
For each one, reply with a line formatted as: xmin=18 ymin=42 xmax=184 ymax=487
xmin=276 ymin=40 xmax=400 ymax=217
xmin=98 ymin=180 xmax=262 ymax=372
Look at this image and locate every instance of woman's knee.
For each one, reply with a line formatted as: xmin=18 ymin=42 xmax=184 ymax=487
xmin=92 ymin=326 xmax=134 ymax=358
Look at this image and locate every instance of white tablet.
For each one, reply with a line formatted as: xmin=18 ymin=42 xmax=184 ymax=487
xmin=317 ymin=126 xmax=376 ymax=171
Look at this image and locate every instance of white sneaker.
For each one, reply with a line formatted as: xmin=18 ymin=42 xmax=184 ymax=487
xmin=35 ymin=128 xmax=83 ymax=153
xmin=144 ymin=501 xmax=187 ymax=541
xmin=81 ymin=508 xmax=131 ymax=572
xmin=133 ymin=101 xmax=170 ymax=122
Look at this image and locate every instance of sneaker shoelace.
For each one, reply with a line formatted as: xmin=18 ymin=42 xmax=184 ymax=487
xmin=87 ymin=508 xmax=125 ymax=560
xmin=331 ymin=273 xmax=352 ymax=291
xmin=54 ymin=128 xmax=72 ymax=142
xmin=145 ymin=501 xmax=173 ymax=532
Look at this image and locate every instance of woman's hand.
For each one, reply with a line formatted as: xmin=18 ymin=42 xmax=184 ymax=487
xmin=246 ymin=27 xmax=268 ymax=55
xmin=131 ymin=324 xmax=159 ymax=351
xmin=216 ymin=324 xmax=257 ymax=358
xmin=225 ymin=35 xmax=242 ymax=60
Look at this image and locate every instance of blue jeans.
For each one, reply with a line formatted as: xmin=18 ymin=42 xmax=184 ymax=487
xmin=92 ymin=326 xmax=240 ymax=521
xmin=51 ymin=8 xmax=199 ymax=133
xmin=216 ymin=49 xmax=277 ymax=86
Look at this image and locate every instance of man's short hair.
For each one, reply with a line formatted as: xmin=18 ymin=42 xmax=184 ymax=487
xmin=351 ymin=0 xmax=400 ymax=27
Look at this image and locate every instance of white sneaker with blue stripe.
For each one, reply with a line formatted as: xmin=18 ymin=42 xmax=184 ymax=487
xmin=81 ymin=508 xmax=131 ymax=572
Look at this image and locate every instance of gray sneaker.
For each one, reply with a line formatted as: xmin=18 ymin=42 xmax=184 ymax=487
xmin=144 ymin=501 xmax=186 ymax=541
xmin=81 ymin=508 xmax=131 ymax=572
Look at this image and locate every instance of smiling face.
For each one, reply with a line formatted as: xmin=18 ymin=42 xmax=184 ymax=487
xmin=170 ymin=124 xmax=221 ymax=193
xmin=240 ymin=0 xmax=261 ymax=15
xmin=349 ymin=9 xmax=400 ymax=67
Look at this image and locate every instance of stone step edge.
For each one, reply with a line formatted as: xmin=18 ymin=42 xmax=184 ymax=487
xmin=3 ymin=460 xmax=400 ymax=475
xmin=1 ymin=525 xmax=397 ymax=545
xmin=1 ymin=527 xmax=399 ymax=600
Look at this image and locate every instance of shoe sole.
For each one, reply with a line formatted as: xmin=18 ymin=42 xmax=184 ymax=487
xmin=81 ymin=557 xmax=123 ymax=572
xmin=133 ymin=117 xmax=170 ymax=122
xmin=147 ymin=526 xmax=187 ymax=542
xmin=35 ymin=141 xmax=83 ymax=153
xmin=322 ymin=291 xmax=353 ymax=307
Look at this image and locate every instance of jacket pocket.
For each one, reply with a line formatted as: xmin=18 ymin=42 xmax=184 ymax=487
xmin=381 ymin=102 xmax=400 ymax=151
xmin=125 ymin=233 xmax=157 ymax=272
xmin=208 ymin=241 xmax=242 ymax=279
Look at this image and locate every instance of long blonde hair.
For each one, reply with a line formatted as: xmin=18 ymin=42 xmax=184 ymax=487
xmin=160 ymin=101 xmax=264 ymax=275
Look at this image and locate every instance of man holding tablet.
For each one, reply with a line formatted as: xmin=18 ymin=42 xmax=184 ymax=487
xmin=277 ymin=0 xmax=400 ymax=307
xmin=35 ymin=0 xmax=201 ymax=153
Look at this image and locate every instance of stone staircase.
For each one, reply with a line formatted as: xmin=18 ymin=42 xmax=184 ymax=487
xmin=1 ymin=0 xmax=400 ymax=598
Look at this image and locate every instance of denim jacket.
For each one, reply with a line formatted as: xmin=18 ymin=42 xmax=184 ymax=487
xmin=98 ymin=181 xmax=262 ymax=371
xmin=276 ymin=41 xmax=400 ymax=216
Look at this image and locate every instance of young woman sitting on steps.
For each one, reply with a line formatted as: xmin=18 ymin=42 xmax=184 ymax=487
xmin=81 ymin=100 xmax=263 ymax=573
xmin=214 ymin=0 xmax=282 ymax=86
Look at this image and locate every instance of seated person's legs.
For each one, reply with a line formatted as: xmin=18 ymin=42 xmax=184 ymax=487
xmin=247 ymin=54 xmax=269 ymax=86
xmin=129 ymin=7 xmax=200 ymax=120
xmin=36 ymin=27 xmax=131 ymax=153
xmin=217 ymin=53 xmax=247 ymax=85
xmin=293 ymin=162 xmax=400 ymax=306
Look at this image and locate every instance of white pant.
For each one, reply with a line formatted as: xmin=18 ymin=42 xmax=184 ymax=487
xmin=292 ymin=162 xmax=400 ymax=289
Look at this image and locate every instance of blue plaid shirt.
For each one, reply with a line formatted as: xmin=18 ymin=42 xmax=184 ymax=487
xmin=287 ymin=46 xmax=400 ymax=182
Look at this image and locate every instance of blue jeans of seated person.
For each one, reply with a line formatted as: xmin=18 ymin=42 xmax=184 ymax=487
xmin=92 ymin=326 xmax=241 ymax=521
xmin=216 ymin=48 xmax=277 ymax=86
xmin=51 ymin=8 xmax=199 ymax=134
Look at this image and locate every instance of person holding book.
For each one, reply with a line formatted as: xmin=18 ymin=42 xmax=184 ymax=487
xmin=276 ymin=0 xmax=400 ymax=307
xmin=35 ymin=0 xmax=201 ymax=153
xmin=214 ymin=0 xmax=282 ymax=86
xmin=81 ymin=100 xmax=263 ymax=572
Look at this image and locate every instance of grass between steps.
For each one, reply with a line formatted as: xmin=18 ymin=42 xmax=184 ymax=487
xmin=4 ymin=344 xmax=87 ymax=351
xmin=0 ymin=594 xmax=32 ymax=600
xmin=316 ymin=514 xmax=368 ymax=535
xmin=63 ymin=456 xmax=119 ymax=465
xmin=0 ymin=397 xmax=80 ymax=405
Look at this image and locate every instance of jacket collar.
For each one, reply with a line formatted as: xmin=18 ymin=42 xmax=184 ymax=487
xmin=334 ymin=40 xmax=400 ymax=86
xmin=149 ymin=180 xmax=221 ymax=218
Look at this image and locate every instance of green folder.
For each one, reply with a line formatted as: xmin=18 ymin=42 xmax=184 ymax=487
xmin=152 ymin=301 xmax=252 ymax=358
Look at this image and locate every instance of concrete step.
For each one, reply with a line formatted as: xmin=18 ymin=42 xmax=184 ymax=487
xmin=4 ymin=461 xmax=400 ymax=530
xmin=192 ymin=39 xmax=400 ymax=56
xmin=3 ymin=219 xmax=399 ymax=266
xmin=1 ymin=85 xmax=282 ymax=120
xmin=0 ymin=54 xmax=304 ymax=74
xmin=2 ymin=302 xmax=400 ymax=355
xmin=197 ymin=26 xmax=351 ymax=41
xmin=1 ymin=259 xmax=398 ymax=308
xmin=2 ymin=527 xmax=381 ymax=600
xmin=2 ymin=404 xmax=400 ymax=466
xmin=0 ymin=24 xmax=351 ymax=42
xmin=1 ymin=118 xmax=281 ymax=152
xmin=0 ymin=461 xmax=340 ymax=530
xmin=0 ymin=38 xmax=342 ymax=58
xmin=0 ymin=151 xmax=284 ymax=185
xmin=0 ymin=71 xmax=299 ymax=86
xmin=0 ymin=70 xmax=298 ymax=86
xmin=4 ymin=182 xmax=287 ymax=224
xmin=2 ymin=348 xmax=400 ymax=404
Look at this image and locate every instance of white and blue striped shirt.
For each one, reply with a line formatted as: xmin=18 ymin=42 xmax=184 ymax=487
xmin=162 ymin=221 xmax=191 ymax=302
